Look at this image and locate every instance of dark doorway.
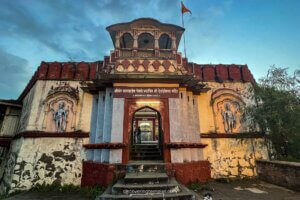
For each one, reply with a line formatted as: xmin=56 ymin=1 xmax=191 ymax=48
xmin=130 ymin=106 xmax=163 ymax=160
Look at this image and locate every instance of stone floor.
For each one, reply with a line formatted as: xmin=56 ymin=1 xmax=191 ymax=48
xmin=195 ymin=179 xmax=300 ymax=200
xmin=3 ymin=180 xmax=300 ymax=200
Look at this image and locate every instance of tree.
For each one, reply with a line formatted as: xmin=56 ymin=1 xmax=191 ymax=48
xmin=243 ymin=66 xmax=300 ymax=160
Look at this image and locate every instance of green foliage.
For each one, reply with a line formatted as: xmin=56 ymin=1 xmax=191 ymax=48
xmin=243 ymin=66 xmax=300 ymax=160
xmin=30 ymin=183 xmax=105 ymax=198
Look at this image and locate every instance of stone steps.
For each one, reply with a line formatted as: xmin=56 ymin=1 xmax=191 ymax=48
xmin=97 ymin=162 xmax=200 ymax=200
xmin=131 ymin=143 xmax=162 ymax=160
xmin=131 ymin=155 xmax=162 ymax=160
xmin=126 ymin=162 xmax=165 ymax=173
xmin=99 ymin=192 xmax=194 ymax=199
xmin=125 ymin=172 xmax=169 ymax=183
xmin=111 ymin=178 xmax=180 ymax=194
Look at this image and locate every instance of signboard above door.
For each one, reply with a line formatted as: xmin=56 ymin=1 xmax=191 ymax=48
xmin=114 ymin=87 xmax=179 ymax=98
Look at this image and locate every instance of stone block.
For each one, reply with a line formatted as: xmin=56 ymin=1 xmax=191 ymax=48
xmin=89 ymin=62 xmax=98 ymax=80
xmin=228 ymin=65 xmax=242 ymax=81
xmin=37 ymin=62 xmax=48 ymax=79
xmin=61 ymin=62 xmax=75 ymax=79
xmin=47 ymin=62 xmax=61 ymax=79
xmin=203 ymin=66 xmax=216 ymax=81
xmin=241 ymin=65 xmax=254 ymax=82
xmin=75 ymin=62 xmax=89 ymax=80
xmin=194 ymin=64 xmax=203 ymax=81
xmin=216 ymin=64 xmax=229 ymax=81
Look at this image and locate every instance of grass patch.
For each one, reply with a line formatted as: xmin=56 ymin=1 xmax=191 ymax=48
xmin=30 ymin=183 xmax=105 ymax=198
xmin=0 ymin=184 xmax=105 ymax=199
xmin=188 ymin=181 xmax=214 ymax=193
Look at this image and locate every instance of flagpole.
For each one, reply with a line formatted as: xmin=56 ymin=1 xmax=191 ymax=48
xmin=181 ymin=11 xmax=187 ymax=58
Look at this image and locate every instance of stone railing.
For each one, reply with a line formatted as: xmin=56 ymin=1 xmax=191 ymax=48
xmin=256 ymin=159 xmax=300 ymax=191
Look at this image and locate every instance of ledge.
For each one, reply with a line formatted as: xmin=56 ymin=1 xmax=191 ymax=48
xmin=256 ymin=159 xmax=300 ymax=167
xmin=0 ymin=137 xmax=13 ymax=147
xmin=201 ymin=133 xmax=264 ymax=138
xmin=83 ymin=143 xmax=126 ymax=149
xmin=15 ymin=131 xmax=89 ymax=138
xmin=256 ymin=159 xmax=300 ymax=192
xmin=166 ymin=142 xmax=208 ymax=149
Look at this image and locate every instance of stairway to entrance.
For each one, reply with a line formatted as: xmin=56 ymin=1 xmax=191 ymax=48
xmin=97 ymin=161 xmax=200 ymax=199
xmin=131 ymin=143 xmax=162 ymax=160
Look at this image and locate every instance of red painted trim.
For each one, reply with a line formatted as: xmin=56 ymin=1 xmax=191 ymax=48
xmin=81 ymin=161 xmax=119 ymax=187
xmin=201 ymin=133 xmax=264 ymax=138
xmin=15 ymin=131 xmax=89 ymax=138
xmin=0 ymin=137 xmax=12 ymax=147
xmin=81 ymin=161 xmax=211 ymax=187
xmin=166 ymin=161 xmax=211 ymax=184
xmin=122 ymin=98 xmax=171 ymax=163
xmin=83 ymin=143 xmax=126 ymax=149
xmin=166 ymin=142 xmax=208 ymax=148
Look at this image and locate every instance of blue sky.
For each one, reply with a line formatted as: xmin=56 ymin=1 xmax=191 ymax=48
xmin=0 ymin=0 xmax=299 ymax=99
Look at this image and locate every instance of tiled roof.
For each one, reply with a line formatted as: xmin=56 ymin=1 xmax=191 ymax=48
xmin=18 ymin=60 xmax=255 ymax=100
xmin=186 ymin=63 xmax=255 ymax=83
xmin=18 ymin=60 xmax=105 ymax=100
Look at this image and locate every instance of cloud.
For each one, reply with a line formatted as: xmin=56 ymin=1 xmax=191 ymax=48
xmin=0 ymin=49 xmax=30 ymax=99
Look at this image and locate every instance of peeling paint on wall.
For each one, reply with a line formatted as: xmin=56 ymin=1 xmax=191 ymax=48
xmin=0 ymin=138 xmax=88 ymax=194
xmin=202 ymin=138 xmax=269 ymax=178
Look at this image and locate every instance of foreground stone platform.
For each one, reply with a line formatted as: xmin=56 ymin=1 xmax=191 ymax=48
xmin=98 ymin=161 xmax=200 ymax=200
xmin=4 ymin=179 xmax=300 ymax=200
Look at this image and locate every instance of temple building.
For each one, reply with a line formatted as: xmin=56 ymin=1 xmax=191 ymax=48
xmin=0 ymin=18 xmax=269 ymax=194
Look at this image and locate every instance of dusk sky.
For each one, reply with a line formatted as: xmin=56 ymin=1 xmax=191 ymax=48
xmin=0 ymin=0 xmax=299 ymax=99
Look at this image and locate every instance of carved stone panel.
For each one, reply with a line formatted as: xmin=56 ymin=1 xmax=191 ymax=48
xmin=42 ymin=82 xmax=79 ymax=132
xmin=211 ymin=89 xmax=245 ymax=133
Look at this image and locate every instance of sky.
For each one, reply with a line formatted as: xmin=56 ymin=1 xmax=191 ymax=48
xmin=0 ymin=0 xmax=299 ymax=99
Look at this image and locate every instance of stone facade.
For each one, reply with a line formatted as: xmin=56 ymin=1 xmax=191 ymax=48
xmin=202 ymin=138 xmax=269 ymax=178
xmin=0 ymin=137 xmax=88 ymax=194
xmin=0 ymin=79 xmax=92 ymax=194
xmin=0 ymin=18 xmax=270 ymax=194
xmin=18 ymin=80 xmax=92 ymax=133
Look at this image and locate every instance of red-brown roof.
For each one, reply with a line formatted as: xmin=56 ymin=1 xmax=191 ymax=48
xmin=186 ymin=63 xmax=255 ymax=83
xmin=18 ymin=60 xmax=255 ymax=100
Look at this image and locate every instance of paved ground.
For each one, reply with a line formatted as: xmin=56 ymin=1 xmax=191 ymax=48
xmin=195 ymin=179 xmax=300 ymax=200
xmin=3 ymin=180 xmax=300 ymax=200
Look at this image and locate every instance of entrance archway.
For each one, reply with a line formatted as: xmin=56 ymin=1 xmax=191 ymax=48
xmin=122 ymin=98 xmax=171 ymax=163
xmin=130 ymin=106 xmax=163 ymax=160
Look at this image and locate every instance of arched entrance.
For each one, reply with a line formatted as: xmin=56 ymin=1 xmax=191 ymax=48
xmin=122 ymin=98 xmax=171 ymax=163
xmin=130 ymin=106 xmax=163 ymax=160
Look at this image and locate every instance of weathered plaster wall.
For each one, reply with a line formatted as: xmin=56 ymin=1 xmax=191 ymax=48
xmin=18 ymin=84 xmax=36 ymax=132
xmin=0 ymin=147 xmax=9 ymax=185
xmin=198 ymin=82 xmax=254 ymax=134
xmin=0 ymin=137 xmax=88 ymax=194
xmin=18 ymin=80 xmax=93 ymax=133
xmin=0 ymin=107 xmax=21 ymax=137
xmin=169 ymin=88 xmax=203 ymax=163
xmin=202 ymin=138 xmax=269 ymax=178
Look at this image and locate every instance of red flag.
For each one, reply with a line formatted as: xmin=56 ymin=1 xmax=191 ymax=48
xmin=181 ymin=1 xmax=192 ymax=14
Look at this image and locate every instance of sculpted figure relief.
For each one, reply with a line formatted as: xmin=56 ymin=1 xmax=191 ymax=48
xmin=212 ymin=88 xmax=245 ymax=133
xmin=221 ymin=103 xmax=237 ymax=133
xmin=51 ymin=102 xmax=69 ymax=132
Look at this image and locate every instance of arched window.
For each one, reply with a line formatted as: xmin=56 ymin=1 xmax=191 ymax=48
xmin=159 ymin=34 xmax=172 ymax=49
xmin=120 ymin=33 xmax=133 ymax=48
xmin=138 ymin=33 xmax=154 ymax=49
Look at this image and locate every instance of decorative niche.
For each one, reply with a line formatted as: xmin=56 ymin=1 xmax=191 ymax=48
xmin=211 ymin=88 xmax=246 ymax=134
xmin=42 ymin=82 xmax=79 ymax=132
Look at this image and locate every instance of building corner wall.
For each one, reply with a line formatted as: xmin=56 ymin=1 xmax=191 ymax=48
xmin=0 ymin=137 xmax=88 ymax=194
